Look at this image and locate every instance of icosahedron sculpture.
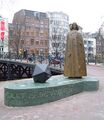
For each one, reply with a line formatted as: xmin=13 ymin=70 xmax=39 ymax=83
xmin=32 ymin=64 xmax=51 ymax=83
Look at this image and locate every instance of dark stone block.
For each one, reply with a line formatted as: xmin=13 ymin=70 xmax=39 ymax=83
xmin=32 ymin=64 xmax=51 ymax=83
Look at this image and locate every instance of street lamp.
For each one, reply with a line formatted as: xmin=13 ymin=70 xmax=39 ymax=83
xmin=40 ymin=48 xmax=43 ymax=63
xmin=0 ymin=40 xmax=4 ymax=59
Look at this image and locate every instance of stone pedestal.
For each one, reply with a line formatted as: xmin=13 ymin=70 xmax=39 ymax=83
xmin=4 ymin=75 xmax=99 ymax=107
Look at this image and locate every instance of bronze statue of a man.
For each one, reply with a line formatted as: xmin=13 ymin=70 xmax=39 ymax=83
xmin=64 ymin=22 xmax=87 ymax=78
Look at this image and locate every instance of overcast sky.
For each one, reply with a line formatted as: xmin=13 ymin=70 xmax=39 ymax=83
xmin=0 ymin=0 xmax=104 ymax=32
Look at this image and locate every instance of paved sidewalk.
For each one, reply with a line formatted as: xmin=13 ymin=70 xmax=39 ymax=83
xmin=0 ymin=65 xmax=104 ymax=120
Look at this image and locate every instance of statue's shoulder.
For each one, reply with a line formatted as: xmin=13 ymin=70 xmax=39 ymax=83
xmin=77 ymin=32 xmax=83 ymax=40
xmin=69 ymin=30 xmax=78 ymax=37
xmin=77 ymin=32 xmax=83 ymax=37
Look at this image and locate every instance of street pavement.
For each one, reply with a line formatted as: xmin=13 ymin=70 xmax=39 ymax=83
xmin=0 ymin=64 xmax=104 ymax=120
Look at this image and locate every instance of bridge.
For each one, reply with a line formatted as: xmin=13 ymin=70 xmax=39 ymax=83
xmin=0 ymin=59 xmax=63 ymax=81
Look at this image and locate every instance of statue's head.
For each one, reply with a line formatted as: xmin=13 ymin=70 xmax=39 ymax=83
xmin=70 ymin=22 xmax=79 ymax=31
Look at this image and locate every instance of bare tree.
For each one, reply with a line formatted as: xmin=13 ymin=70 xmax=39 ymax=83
xmin=95 ymin=29 xmax=104 ymax=63
xmin=9 ymin=23 xmax=22 ymax=58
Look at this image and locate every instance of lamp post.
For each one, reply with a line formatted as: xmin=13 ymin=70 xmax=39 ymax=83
xmin=0 ymin=40 xmax=4 ymax=59
xmin=40 ymin=48 xmax=43 ymax=63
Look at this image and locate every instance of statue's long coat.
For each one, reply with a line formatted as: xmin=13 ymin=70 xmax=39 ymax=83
xmin=64 ymin=30 xmax=87 ymax=77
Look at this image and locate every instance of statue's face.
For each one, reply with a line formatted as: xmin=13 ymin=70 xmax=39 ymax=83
xmin=70 ymin=23 xmax=79 ymax=31
xmin=72 ymin=23 xmax=77 ymax=29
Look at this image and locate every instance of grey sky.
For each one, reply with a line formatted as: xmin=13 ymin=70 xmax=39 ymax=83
xmin=0 ymin=0 xmax=104 ymax=32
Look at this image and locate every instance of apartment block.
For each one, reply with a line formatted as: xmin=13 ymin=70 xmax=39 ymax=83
xmin=47 ymin=12 xmax=69 ymax=55
xmin=83 ymin=32 xmax=96 ymax=62
xmin=9 ymin=9 xmax=49 ymax=56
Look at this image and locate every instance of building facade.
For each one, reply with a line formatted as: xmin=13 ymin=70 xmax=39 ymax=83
xmin=0 ymin=16 xmax=8 ymax=56
xmin=96 ymin=23 xmax=104 ymax=61
xmin=8 ymin=23 xmax=16 ymax=53
xmin=83 ymin=32 xmax=96 ymax=62
xmin=47 ymin=12 xmax=69 ymax=56
xmin=9 ymin=9 xmax=49 ymax=56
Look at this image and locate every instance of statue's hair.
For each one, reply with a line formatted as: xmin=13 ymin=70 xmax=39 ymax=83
xmin=69 ymin=22 xmax=79 ymax=31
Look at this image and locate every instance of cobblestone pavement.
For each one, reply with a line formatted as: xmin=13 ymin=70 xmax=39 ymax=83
xmin=0 ymin=64 xmax=104 ymax=120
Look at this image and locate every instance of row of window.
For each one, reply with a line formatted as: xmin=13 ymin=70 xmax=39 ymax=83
xmin=25 ymin=24 xmax=48 ymax=29
xmin=25 ymin=16 xmax=48 ymax=24
xmin=52 ymin=43 xmax=65 ymax=48
xmin=84 ymin=40 xmax=93 ymax=45
xmin=51 ymin=28 xmax=68 ymax=33
xmin=50 ymin=20 xmax=68 ymax=26
xmin=85 ymin=53 xmax=94 ymax=58
xmin=84 ymin=47 xmax=93 ymax=51
xmin=50 ymin=13 xmax=69 ymax=21
xmin=21 ymin=39 xmax=48 ymax=46
xmin=96 ymin=47 xmax=104 ymax=52
xmin=21 ymin=31 xmax=49 ymax=36
xmin=51 ymin=35 xmax=66 ymax=40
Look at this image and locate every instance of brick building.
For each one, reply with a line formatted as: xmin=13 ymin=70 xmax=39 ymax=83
xmin=9 ymin=9 xmax=49 ymax=56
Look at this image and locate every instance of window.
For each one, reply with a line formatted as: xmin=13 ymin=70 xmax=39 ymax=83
xmin=40 ymin=21 xmax=44 ymax=24
xmin=84 ymin=40 xmax=87 ymax=44
xmin=40 ymin=41 xmax=43 ymax=45
xmin=44 ymin=30 xmax=48 ymax=35
xmin=40 ymin=30 xmax=44 ymax=33
xmin=84 ymin=47 xmax=87 ymax=51
xmin=21 ymin=40 xmax=24 ymax=44
xmin=35 ymin=49 xmax=39 ymax=54
xmin=88 ymin=47 xmax=93 ymax=51
xmin=9 ymin=30 xmax=13 ymax=36
xmin=30 ymin=39 xmax=34 ymax=45
xmin=88 ymin=53 xmax=93 ymax=58
xmin=88 ymin=41 xmax=93 ymax=45
xmin=36 ymin=41 xmax=39 ymax=45
xmin=26 ymin=32 xmax=29 ymax=35
xmin=31 ymin=32 xmax=34 ymax=35
xmin=35 ymin=30 xmax=39 ymax=35
xmin=45 ymin=40 xmax=48 ymax=46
